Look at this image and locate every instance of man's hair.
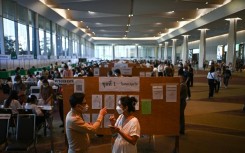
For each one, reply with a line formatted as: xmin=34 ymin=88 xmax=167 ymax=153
xmin=69 ymin=93 xmax=85 ymax=108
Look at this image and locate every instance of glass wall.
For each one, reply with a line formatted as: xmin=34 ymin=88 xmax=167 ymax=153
xmin=0 ymin=0 xmax=95 ymax=60
xmin=3 ymin=18 xmax=16 ymax=54
xmin=114 ymin=45 xmax=136 ymax=59
xmin=94 ymin=45 xmax=113 ymax=60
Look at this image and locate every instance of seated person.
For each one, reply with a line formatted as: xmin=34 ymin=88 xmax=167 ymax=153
xmin=26 ymin=95 xmax=45 ymax=128
xmin=3 ymin=90 xmax=22 ymax=114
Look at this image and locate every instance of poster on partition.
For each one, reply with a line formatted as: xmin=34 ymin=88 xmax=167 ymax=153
xmin=166 ymin=84 xmax=177 ymax=102
xmin=74 ymin=79 xmax=85 ymax=93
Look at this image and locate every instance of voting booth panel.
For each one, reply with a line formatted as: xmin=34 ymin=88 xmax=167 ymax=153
xmin=62 ymin=77 xmax=180 ymax=136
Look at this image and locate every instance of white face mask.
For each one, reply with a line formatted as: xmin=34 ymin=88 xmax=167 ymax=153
xmin=116 ymin=106 xmax=124 ymax=114
xmin=77 ymin=104 xmax=89 ymax=113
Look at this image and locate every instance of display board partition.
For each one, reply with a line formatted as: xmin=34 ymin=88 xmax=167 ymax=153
xmin=62 ymin=77 xmax=180 ymax=136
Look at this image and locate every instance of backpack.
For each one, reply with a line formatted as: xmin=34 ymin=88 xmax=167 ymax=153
xmin=2 ymin=83 xmax=10 ymax=94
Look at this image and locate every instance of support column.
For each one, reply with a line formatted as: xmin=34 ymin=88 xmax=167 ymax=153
xmin=164 ymin=42 xmax=168 ymax=60
xmin=182 ymin=35 xmax=189 ymax=63
xmin=136 ymin=45 xmax=139 ymax=59
xmin=171 ymin=39 xmax=177 ymax=65
xmin=158 ymin=44 xmax=162 ymax=60
xmin=112 ymin=44 xmax=115 ymax=60
xmin=198 ymin=29 xmax=208 ymax=69
xmin=226 ymin=18 xmax=241 ymax=70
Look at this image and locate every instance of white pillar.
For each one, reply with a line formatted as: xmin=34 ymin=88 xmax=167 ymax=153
xmin=171 ymin=39 xmax=177 ymax=65
xmin=198 ymin=29 xmax=208 ymax=69
xmin=164 ymin=42 xmax=168 ymax=60
xmin=112 ymin=45 xmax=115 ymax=60
xmin=226 ymin=18 xmax=241 ymax=69
xmin=158 ymin=44 xmax=162 ymax=59
xmin=182 ymin=35 xmax=189 ymax=63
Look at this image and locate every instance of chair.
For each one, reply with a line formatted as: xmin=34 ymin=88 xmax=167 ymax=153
xmin=17 ymin=108 xmax=34 ymax=114
xmin=0 ymin=114 xmax=11 ymax=152
xmin=0 ymin=108 xmax=15 ymax=135
xmin=5 ymin=114 xmax=37 ymax=153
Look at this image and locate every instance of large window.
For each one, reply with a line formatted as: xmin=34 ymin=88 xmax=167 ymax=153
xmin=95 ymin=45 xmax=113 ymax=60
xmin=115 ymin=45 xmax=136 ymax=59
xmin=18 ymin=23 xmax=28 ymax=55
xmin=39 ymin=29 xmax=45 ymax=55
xmin=3 ymin=18 xmax=16 ymax=55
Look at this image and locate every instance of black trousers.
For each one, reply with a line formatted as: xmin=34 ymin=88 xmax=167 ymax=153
xmin=180 ymin=99 xmax=187 ymax=133
xmin=208 ymin=79 xmax=215 ymax=98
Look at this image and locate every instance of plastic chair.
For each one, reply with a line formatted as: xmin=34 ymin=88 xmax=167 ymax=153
xmin=5 ymin=114 xmax=37 ymax=153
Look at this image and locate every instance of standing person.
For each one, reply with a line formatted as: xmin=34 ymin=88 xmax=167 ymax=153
xmin=207 ymin=66 xmax=217 ymax=98
xmin=63 ymin=64 xmax=73 ymax=77
xmin=109 ymin=96 xmax=140 ymax=153
xmin=180 ymin=76 xmax=188 ymax=135
xmin=223 ymin=66 xmax=232 ymax=88
xmin=12 ymin=75 xmax=26 ymax=105
xmin=66 ymin=93 xmax=107 ymax=153
xmin=188 ymin=64 xmax=194 ymax=87
xmin=183 ymin=66 xmax=191 ymax=100
xmin=215 ymin=67 xmax=222 ymax=93
xmin=39 ymin=79 xmax=54 ymax=106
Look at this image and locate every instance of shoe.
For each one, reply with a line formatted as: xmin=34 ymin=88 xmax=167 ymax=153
xmin=186 ymin=97 xmax=190 ymax=101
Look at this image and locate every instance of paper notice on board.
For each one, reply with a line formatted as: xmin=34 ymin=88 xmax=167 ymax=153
xmin=166 ymin=84 xmax=177 ymax=102
xmin=104 ymin=114 xmax=113 ymax=128
xmin=74 ymin=79 xmax=85 ymax=93
xmin=82 ymin=114 xmax=90 ymax=123
xmin=141 ymin=99 xmax=151 ymax=114
xmin=104 ymin=95 xmax=115 ymax=109
xmin=92 ymin=95 xmax=103 ymax=109
xmin=152 ymin=86 xmax=163 ymax=100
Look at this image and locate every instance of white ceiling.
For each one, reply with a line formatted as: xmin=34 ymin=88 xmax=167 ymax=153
xmin=16 ymin=0 xmax=245 ymax=45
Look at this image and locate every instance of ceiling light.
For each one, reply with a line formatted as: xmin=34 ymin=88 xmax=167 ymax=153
xmin=127 ymin=24 xmax=131 ymax=26
xmin=126 ymin=31 xmax=129 ymax=32
xmin=88 ymin=11 xmax=95 ymax=14
xmin=156 ymin=23 xmax=162 ymax=25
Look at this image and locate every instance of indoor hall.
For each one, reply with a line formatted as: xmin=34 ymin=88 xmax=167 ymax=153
xmin=1 ymin=69 xmax=245 ymax=153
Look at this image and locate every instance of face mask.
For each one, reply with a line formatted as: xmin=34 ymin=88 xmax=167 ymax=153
xmin=116 ymin=106 xmax=124 ymax=114
xmin=82 ymin=104 xmax=89 ymax=112
xmin=77 ymin=104 xmax=89 ymax=113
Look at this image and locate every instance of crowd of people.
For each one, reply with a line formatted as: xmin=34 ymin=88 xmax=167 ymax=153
xmin=0 ymin=58 xmax=244 ymax=153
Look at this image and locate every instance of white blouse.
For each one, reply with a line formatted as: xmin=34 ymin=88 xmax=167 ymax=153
xmin=112 ymin=114 xmax=140 ymax=153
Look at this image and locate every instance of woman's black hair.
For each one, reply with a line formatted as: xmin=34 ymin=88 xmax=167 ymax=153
xmin=27 ymin=95 xmax=37 ymax=104
xmin=4 ymin=90 xmax=19 ymax=108
xmin=120 ymin=96 xmax=138 ymax=112
xmin=69 ymin=93 xmax=85 ymax=108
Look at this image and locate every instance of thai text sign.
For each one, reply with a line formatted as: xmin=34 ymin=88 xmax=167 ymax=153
xmin=99 ymin=77 xmax=139 ymax=92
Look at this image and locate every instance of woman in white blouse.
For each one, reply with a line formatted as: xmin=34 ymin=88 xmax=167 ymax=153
xmin=109 ymin=96 xmax=140 ymax=153
xmin=4 ymin=90 xmax=21 ymax=114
